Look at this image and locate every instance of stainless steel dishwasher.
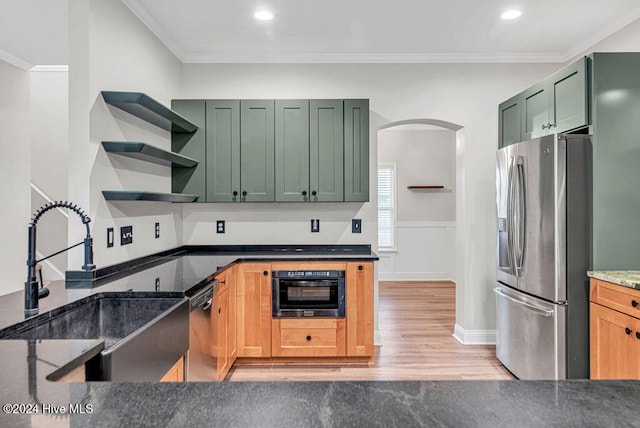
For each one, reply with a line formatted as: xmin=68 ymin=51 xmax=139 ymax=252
xmin=188 ymin=281 xmax=217 ymax=381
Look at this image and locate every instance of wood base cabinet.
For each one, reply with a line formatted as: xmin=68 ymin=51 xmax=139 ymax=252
xmin=590 ymin=279 xmax=640 ymax=379
xmin=272 ymin=319 xmax=346 ymax=357
xmin=160 ymin=357 xmax=185 ymax=382
xmin=346 ymin=262 xmax=374 ymax=357
xmin=236 ymin=263 xmax=272 ymax=358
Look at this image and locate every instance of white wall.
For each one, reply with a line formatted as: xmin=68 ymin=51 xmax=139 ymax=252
xmin=0 ymin=60 xmax=30 ymax=295
xmin=378 ymin=129 xmax=456 ymax=280
xmin=68 ymin=0 xmax=184 ymax=269
xmin=30 ymin=70 xmax=69 ymax=278
xmin=569 ymin=18 xmax=640 ymax=62
xmin=179 ymin=62 xmax=561 ymax=334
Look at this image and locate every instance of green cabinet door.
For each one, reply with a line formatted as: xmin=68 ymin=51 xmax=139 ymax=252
xmin=344 ymin=99 xmax=369 ymax=202
xmin=205 ymin=100 xmax=240 ymax=202
xmin=310 ymin=100 xmax=344 ymax=202
xmin=548 ymin=56 xmax=588 ymax=134
xmin=240 ymin=100 xmax=275 ymax=202
xmin=172 ymin=100 xmax=205 ymax=200
xmin=522 ymin=81 xmax=549 ymax=140
xmin=275 ymin=100 xmax=310 ymax=202
xmin=498 ymin=94 xmax=522 ymax=148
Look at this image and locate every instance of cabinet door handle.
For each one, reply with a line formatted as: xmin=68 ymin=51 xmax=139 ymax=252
xmin=263 ymin=271 xmax=268 ymax=276
xmin=542 ymin=124 xmax=548 ymax=130
xmin=233 ymin=191 xmax=238 ymax=196
xmin=218 ymin=308 xmax=221 ymax=314
xmin=242 ymin=191 xmax=247 ymax=196
xmin=306 ymin=335 xmax=312 ymax=341
xmin=625 ymin=327 xmax=632 ymax=335
xmin=302 ymin=191 xmax=307 ymax=196
xmin=637 ymin=332 xmax=640 ymax=340
xmin=358 ymin=265 xmax=363 ymax=271
xmin=311 ymin=191 xmax=317 ymax=196
xmin=632 ymin=300 xmax=638 ymax=308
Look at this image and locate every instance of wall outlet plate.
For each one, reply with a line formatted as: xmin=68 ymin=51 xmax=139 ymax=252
xmin=352 ymin=219 xmax=362 ymax=233
xmin=216 ymin=220 xmax=225 ymax=234
xmin=120 ymin=226 xmax=133 ymax=245
xmin=155 ymin=222 xmax=160 ymax=239
xmin=107 ymin=228 xmax=114 ymax=248
xmin=311 ymin=219 xmax=320 ymax=233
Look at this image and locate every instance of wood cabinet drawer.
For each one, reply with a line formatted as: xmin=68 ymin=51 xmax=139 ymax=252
xmin=590 ymin=279 xmax=640 ymax=319
xmin=272 ymin=319 xmax=346 ymax=357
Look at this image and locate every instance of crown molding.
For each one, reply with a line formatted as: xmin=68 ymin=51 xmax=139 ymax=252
xmin=562 ymin=7 xmax=640 ymax=62
xmin=183 ymin=52 xmax=565 ymax=64
xmin=121 ymin=0 xmax=185 ymax=62
xmin=30 ymin=65 xmax=68 ymax=72
xmin=0 ymin=49 xmax=33 ymax=70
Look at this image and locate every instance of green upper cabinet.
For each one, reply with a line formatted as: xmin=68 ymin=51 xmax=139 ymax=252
xmin=205 ymin=100 xmax=240 ymax=202
xmin=240 ymin=100 xmax=275 ymax=202
xmin=522 ymin=81 xmax=549 ymax=140
xmin=499 ymin=57 xmax=589 ymax=147
xmin=310 ymin=100 xmax=344 ymax=202
xmin=172 ymin=100 xmax=206 ymax=198
xmin=548 ymin=57 xmax=588 ymax=135
xmin=498 ymin=94 xmax=522 ymax=148
xmin=275 ymin=100 xmax=310 ymax=202
xmin=344 ymin=99 xmax=370 ymax=202
xmin=172 ymin=98 xmax=369 ymax=203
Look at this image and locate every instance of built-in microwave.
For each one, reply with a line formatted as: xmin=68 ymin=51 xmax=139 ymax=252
xmin=272 ymin=270 xmax=345 ymax=318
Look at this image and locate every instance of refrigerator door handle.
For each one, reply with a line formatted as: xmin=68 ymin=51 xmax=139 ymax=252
xmin=514 ymin=156 xmax=526 ymax=276
xmin=506 ymin=156 xmax=517 ymax=276
xmin=494 ymin=287 xmax=554 ymax=317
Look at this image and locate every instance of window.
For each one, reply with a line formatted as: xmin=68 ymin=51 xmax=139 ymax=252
xmin=378 ymin=163 xmax=396 ymax=250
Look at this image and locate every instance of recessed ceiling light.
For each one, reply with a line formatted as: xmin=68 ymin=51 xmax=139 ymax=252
xmin=501 ymin=10 xmax=522 ymax=20
xmin=254 ymin=10 xmax=274 ymax=21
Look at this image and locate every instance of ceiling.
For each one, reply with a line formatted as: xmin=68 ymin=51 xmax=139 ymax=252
xmin=2 ymin=0 xmax=640 ymax=68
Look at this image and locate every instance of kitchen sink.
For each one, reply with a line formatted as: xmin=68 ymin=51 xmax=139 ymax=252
xmin=0 ymin=294 xmax=189 ymax=381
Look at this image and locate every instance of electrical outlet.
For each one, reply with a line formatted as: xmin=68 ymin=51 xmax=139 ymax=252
xmin=352 ymin=219 xmax=362 ymax=233
xmin=107 ymin=228 xmax=114 ymax=248
xmin=155 ymin=222 xmax=160 ymax=239
xmin=121 ymin=226 xmax=133 ymax=245
xmin=311 ymin=219 xmax=320 ymax=233
xmin=216 ymin=220 xmax=225 ymax=234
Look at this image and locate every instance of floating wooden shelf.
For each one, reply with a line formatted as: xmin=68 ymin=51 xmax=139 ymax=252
xmin=102 ymin=191 xmax=198 ymax=203
xmin=407 ymin=186 xmax=445 ymax=189
xmin=102 ymin=141 xmax=198 ymax=168
xmin=101 ymin=91 xmax=198 ymax=133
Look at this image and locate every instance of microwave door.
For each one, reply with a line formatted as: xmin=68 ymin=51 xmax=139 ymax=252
xmin=496 ymin=144 xmax=518 ymax=288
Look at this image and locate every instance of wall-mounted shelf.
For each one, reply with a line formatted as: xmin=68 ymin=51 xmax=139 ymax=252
xmin=101 ymin=91 xmax=198 ymax=133
xmin=102 ymin=141 xmax=198 ymax=168
xmin=102 ymin=190 xmax=198 ymax=203
xmin=407 ymin=186 xmax=445 ymax=190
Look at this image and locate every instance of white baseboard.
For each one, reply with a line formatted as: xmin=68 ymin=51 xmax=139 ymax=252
xmin=378 ymin=272 xmax=455 ymax=281
xmin=374 ymin=330 xmax=381 ymax=346
xmin=452 ymin=323 xmax=496 ymax=345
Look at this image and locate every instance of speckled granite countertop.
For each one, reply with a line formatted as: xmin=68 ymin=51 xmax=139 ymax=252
xmin=587 ymin=271 xmax=640 ymax=290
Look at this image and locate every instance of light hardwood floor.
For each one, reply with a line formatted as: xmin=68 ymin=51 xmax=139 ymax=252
xmin=228 ymin=281 xmax=514 ymax=381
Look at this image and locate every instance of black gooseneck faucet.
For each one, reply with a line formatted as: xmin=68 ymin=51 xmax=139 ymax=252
xmin=25 ymin=201 xmax=95 ymax=317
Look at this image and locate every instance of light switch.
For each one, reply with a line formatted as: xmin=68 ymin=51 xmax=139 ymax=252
xmin=311 ymin=219 xmax=320 ymax=233
xmin=107 ymin=228 xmax=114 ymax=248
xmin=352 ymin=219 xmax=362 ymax=233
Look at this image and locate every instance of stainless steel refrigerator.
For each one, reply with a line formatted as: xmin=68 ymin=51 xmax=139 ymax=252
xmin=495 ymin=133 xmax=591 ymax=380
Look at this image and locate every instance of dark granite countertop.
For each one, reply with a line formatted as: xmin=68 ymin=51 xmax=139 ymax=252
xmin=1 ymin=379 xmax=639 ymax=427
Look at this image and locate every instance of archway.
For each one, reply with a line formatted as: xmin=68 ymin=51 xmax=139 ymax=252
xmin=376 ymin=118 xmax=467 ymax=342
